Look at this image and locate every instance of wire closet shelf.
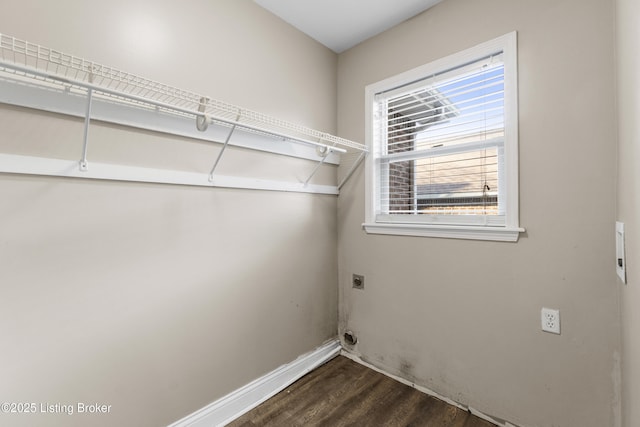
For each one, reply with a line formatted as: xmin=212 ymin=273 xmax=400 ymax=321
xmin=0 ymin=34 xmax=367 ymax=192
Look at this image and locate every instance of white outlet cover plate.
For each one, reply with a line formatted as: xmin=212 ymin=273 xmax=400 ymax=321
xmin=541 ymin=307 xmax=561 ymax=334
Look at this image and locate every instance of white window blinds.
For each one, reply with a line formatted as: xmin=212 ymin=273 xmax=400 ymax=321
xmin=374 ymin=53 xmax=506 ymax=225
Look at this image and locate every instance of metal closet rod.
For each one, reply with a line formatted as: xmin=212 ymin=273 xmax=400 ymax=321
xmin=0 ymin=59 xmax=348 ymax=156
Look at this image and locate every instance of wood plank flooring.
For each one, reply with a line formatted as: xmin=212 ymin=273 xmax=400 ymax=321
xmin=227 ymin=355 xmax=496 ymax=427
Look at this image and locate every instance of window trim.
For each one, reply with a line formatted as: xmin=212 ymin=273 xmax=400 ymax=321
xmin=363 ymin=31 xmax=524 ymax=242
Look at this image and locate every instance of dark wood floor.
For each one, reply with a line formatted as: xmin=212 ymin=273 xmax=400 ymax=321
xmin=227 ymin=356 xmax=496 ymax=427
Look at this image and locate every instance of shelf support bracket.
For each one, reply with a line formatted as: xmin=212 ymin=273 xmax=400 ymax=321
xmin=208 ymin=113 xmax=241 ymax=182
xmin=303 ymin=144 xmax=333 ymax=187
xmin=79 ymin=70 xmax=96 ymax=171
xmin=196 ymin=97 xmax=209 ymax=132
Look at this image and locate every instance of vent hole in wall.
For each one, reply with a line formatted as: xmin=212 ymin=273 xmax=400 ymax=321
xmin=344 ymin=331 xmax=357 ymax=346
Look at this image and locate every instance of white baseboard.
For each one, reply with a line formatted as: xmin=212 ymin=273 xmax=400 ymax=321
xmin=168 ymin=339 xmax=341 ymax=427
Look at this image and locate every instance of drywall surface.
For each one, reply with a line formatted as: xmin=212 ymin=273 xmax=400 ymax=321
xmin=337 ymin=1 xmax=620 ymax=427
xmin=615 ymin=0 xmax=640 ymax=426
xmin=0 ymin=0 xmax=337 ymax=132
xmin=0 ymin=1 xmax=338 ymax=426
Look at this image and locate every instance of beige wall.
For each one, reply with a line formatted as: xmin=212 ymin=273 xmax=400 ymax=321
xmin=337 ymin=1 xmax=620 ymax=426
xmin=1 ymin=1 xmax=630 ymax=426
xmin=0 ymin=0 xmax=337 ymax=131
xmin=0 ymin=1 xmax=339 ymax=426
xmin=615 ymin=0 xmax=640 ymax=426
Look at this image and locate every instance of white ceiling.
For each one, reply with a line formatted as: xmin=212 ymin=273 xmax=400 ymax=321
xmin=253 ymin=0 xmax=443 ymax=53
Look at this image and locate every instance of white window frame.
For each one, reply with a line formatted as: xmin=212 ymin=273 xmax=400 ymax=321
xmin=363 ymin=32 xmax=524 ymax=242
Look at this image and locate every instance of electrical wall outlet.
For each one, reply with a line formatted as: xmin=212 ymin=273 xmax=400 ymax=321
xmin=541 ymin=308 xmax=560 ymax=334
xmin=352 ymin=274 xmax=364 ymax=290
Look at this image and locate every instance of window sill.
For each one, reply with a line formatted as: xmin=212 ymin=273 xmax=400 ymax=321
xmin=362 ymin=222 xmax=525 ymax=242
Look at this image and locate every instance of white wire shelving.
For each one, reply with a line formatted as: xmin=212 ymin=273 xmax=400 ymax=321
xmin=0 ymin=34 xmax=367 ymax=194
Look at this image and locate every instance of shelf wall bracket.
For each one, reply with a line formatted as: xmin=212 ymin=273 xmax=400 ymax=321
xmin=79 ymin=68 xmax=96 ymax=172
xmin=196 ymin=97 xmax=209 ymax=132
xmin=303 ymin=139 xmax=333 ymax=187
xmin=208 ymin=112 xmax=241 ymax=182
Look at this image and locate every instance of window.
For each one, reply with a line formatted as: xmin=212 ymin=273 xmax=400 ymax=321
xmin=364 ymin=32 xmax=523 ymax=241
